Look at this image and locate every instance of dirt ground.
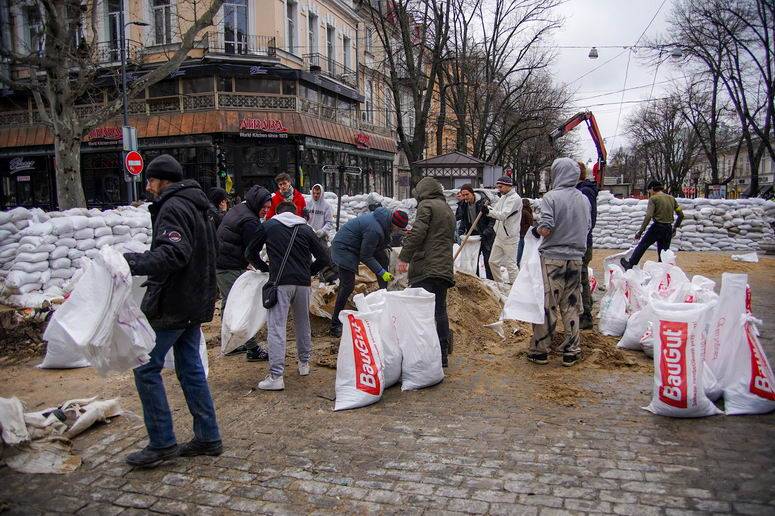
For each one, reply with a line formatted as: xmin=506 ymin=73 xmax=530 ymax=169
xmin=0 ymin=249 xmax=772 ymax=413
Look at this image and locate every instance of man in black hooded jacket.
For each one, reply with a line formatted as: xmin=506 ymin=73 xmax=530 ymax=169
xmin=216 ymin=185 xmax=272 ymax=361
xmin=123 ymin=154 xmax=222 ymax=468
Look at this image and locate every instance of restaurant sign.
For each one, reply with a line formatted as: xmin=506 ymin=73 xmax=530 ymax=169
xmin=239 ymin=118 xmax=289 ymax=138
xmin=87 ymin=127 xmax=123 ymax=146
xmin=9 ymin=157 xmax=36 ymax=173
xmin=355 ymin=132 xmax=371 ymax=149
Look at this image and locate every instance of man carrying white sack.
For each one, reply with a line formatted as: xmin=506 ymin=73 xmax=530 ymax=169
xmin=528 ymin=157 xmax=591 ymax=367
xmin=482 ymin=175 xmax=521 ymax=285
xmin=123 ymin=154 xmax=222 ymax=467
xmin=246 ymin=201 xmax=330 ymax=391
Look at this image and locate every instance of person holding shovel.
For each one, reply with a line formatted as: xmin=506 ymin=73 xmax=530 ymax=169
xmin=455 ymin=184 xmax=494 ymax=279
xmin=397 ymin=177 xmax=456 ymax=367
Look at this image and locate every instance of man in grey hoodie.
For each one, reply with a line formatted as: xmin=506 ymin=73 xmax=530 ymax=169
xmin=307 ymin=184 xmax=334 ymax=238
xmin=529 ymin=157 xmax=591 ymax=367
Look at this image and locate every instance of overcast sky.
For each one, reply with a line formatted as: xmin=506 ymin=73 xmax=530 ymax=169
xmin=548 ymin=0 xmax=675 ymax=164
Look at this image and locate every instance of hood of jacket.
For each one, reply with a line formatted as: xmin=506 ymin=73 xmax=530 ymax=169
xmin=153 ymin=179 xmax=210 ymax=213
xmin=272 ymin=211 xmax=307 ymax=227
xmin=309 ymin=184 xmax=328 ymax=208
xmin=415 ymin=177 xmax=444 ymax=202
xmin=245 ymin=185 xmax=272 ymax=214
xmin=373 ymin=207 xmax=392 ymax=233
xmin=551 ymin=158 xmax=581 ymax=189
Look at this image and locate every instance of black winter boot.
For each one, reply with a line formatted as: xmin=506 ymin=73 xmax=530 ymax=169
xmin=126 ymin=445 xmax=179 ymax=468
xmin=179 ymin=438 xmax=223 ymax=457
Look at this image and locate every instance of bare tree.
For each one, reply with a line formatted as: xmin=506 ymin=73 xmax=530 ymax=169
xmin=0 ymin=0 xmax=224 ymax=209
xmin=367 ymin=0 xmax=451 ymax=186
xmin=627 ymin=95 xmax=702 ymax=196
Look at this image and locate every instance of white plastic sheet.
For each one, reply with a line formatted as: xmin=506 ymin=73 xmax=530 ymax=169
xmin=501 ymin=233 xmax=544 ymax=324
xmin=220 ymin=270 xmax=269 ymax=355
xmin=453 ymin=235 xmax=482 ymax=275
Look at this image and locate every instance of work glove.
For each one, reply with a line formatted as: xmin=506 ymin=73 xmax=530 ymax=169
xmin=480 ymin=205 xmax=489 ymax=216
xmin=380 ymin=271 xmax=394 ymax=283
xmin=634 ymin=232 xmax=642 ymax=240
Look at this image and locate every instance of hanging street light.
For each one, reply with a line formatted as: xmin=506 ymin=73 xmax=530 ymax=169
xmin=588 ymin=46 xmax=599 ymax=59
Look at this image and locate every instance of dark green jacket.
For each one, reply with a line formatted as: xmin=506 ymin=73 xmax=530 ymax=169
xmin=399 ymin=177 xmax=456 ymax=286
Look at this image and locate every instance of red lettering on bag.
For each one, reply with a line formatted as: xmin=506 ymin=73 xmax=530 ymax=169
xmin=745 ymin=285 xmax=752 ymax=313
xmin=659 ymin=321 xmax=688 ymax=408
xmin=658 ymin=272 xmax=672 ymax=295
xmin=348 ymin=314 xmax=381 ymax=395
xmin=745 ymin=322 xmax=775 ymax=400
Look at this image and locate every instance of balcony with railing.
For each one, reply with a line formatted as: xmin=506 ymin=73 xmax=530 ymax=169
xmin=203 ymin=32 xmax=277 ymax=60
xmin=84 ymin=41 xmax=145 ymax=64
xmin=303 ymin=53 xmax=358 ymax=90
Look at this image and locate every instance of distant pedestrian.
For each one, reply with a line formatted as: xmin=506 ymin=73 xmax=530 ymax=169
xmin=517 ymin=198 xmax=534 ymax=268
xmin=329 ymin=208 xmax=409 ymax=337
xmin=307 ymin=183 xmax=334 ymax=238
xmin=123 ymin=154 xmax=222 ymax=467
xmin=247 ymin=202 xmax=330 ymax=391
xmin=528 ymin=157 xmax=591 ymax=368
xmin=397 ymin=178 xmax=456 ymax=367
xmin=207 ymin=187 xmax=229 ymax=229
xmin=621 ymin=180 xmax=684 ymax=270
xmin=216 ymin=185 xmax=273 ymax=361
xmin=266 ymin=172 xmax=306 ymax=219
xmin=455 ymin=184 xmax=494 ymax=280
xmin=576 ymin=162 xmax=598 ymax=330
xmin=484 ymin=176 xmax=521 ymax=285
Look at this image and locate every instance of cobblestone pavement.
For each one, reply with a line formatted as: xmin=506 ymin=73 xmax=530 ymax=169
xmin=1 ymin=252 xmax=774 ymax=515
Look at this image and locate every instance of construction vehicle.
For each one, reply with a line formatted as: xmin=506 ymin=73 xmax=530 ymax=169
xmin=549 ymin=111 xmax=607 ymax=185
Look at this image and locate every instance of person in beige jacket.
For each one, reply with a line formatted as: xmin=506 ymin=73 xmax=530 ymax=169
xmin=483 ymin=176 xmax=522 ymax=284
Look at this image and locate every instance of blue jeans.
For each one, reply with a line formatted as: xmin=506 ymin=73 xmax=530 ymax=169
xmin=133 ymin=326 xmax=220 ymax=449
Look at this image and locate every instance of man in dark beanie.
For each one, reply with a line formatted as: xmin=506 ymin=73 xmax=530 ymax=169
xmin=207 ymin=187 xmax=229 ymax=229
xmin=123 ymin=154 xmax=222 ymax=467
xmin=455 ymin=183 xmax=494 ymax=279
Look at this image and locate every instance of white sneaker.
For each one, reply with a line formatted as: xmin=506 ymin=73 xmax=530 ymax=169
xmin=257 ymin=374 xmax=284 ymax=390
xmin=298 ymin=362 xmax=310 ymax=376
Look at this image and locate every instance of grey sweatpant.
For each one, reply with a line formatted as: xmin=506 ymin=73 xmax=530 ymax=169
xmin=267 ymin=285 xmax=312 ymax=377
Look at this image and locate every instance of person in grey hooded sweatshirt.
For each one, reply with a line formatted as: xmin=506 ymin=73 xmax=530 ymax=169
xmin=307 ymin=183 xmax=333 ymax=238
xmin=528 ymin=157 xmax=591 ymax=367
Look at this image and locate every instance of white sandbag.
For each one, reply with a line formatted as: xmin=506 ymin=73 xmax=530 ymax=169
xmin=705 ymin=273 xmax=747 ymax=384
xmin=131 ymin=234 xmax=149 ymax=244
xmin=4 ymin=270 xmax=42 ymax=289
xmin=354 ymin=290 xmax=402 ymax=388
xmin=50 ymin=217 xmax=74 ymax=236
xmin=88 ymin=217 xmax=107 ymax=229
xmin=23 ymin=222 xmax=53 ymax=237
xmin=73 ymin=228 xmax=94 ymax=240
xmin=38 ymin=333 xmax=92 ymax=369
xmin=643 ymin=261 xmax=689 ymax=300
xmin=76 ymin=239 xmax=96 ymax=251
xmin=384 ymin=288 xmax=444 ymax=391
xmin=617 ymin=305 xmax=653 ymax=350
xmin=112 ymin=225 xmax=130 ymax=235
xmin=69 ymin=216 xmax=90 ymax=231
xmin=603 ymin=247 xmax=635 ymax=287
xmin=598 ymin=270 xmax=629 ymax=336
xmin=501 ymin=233 xmax=544 ymax=324
xmin=15 ymin=252 xmax=49 ymax=263
xmin=58 ymin=238 xmax=77 ymax=249
xmin=722 ymin=314 xmax=775 ymax=415
xmin=94 ymin=226 xmax=112 ymax=238
xmin=67 ymin=249 xmax=84 ymax=260
xmin=643 ymin=301 xmax=721 ymax=418
xmin=659 ymin=249 xmax=677 ymax=264
xmin=453 ymin=235 xmax=481 ymax=275
xmin=50 ymin=246 xmax=69 ymax=260
xmin=163 ymin=329 xmax=209 ymax=378
xmin=15 ymin=283 xmax=43 ymax=294
xmin=10 ymin=261 xmax=48 ymax=274
xmin=334 ymin=310 xmax=385 ymax=411
xmin=730 ymin=252 xmax=758 ymax=263
xmin=50 ymin=258 xmax=71 ymax=270
xmin=51 ymin=268 xmax=75 ymax=279
xmin=112 ymin=234 xmax=131 ymax=244
xmin=220 ymin=270 xmax=270 ymax=355
xmin=95 ymin=235 xmax=114 ymax=248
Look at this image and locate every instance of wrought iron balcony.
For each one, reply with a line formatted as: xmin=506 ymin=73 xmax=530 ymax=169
xmin=204 ymin=32 xmax=277 ymax=59
xmin=86 ymin=41 xmax=144 ymax=64
xmin=303 ymin=53 xmax=358 ymax=90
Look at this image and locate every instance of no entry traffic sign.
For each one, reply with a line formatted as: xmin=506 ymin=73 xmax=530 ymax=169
xmin=124 ymin=151 xmax=144 ymax=176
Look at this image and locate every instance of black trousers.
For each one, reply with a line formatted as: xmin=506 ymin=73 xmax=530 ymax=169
xmin=479 ymin=237 xmax=494 ymax=280
xmin=332 ymin=250 xmax=390 ymax=327
xmin=629 ymin=222 xmax=673 ymax=267
xmin=411 ymin=278 xmax=451 ymax=353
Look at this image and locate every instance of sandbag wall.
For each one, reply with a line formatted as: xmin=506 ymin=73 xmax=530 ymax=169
xmin=0 ymin=206 xmax=151 ymax=308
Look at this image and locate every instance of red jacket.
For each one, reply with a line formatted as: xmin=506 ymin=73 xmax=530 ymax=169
xmin=265 ymin=188 xmax=307 ymax=219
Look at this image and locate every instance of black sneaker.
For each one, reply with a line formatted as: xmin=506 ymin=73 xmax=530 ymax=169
xmin=527 ymin=353 xmax=548 ymax=365
xmin=179 ymin=438 xmax=223 ymax=457
xmin=329 ymin=324 xmax=342 ymax=338
xmin=620 ymin=257 xmax=631 ymax=271
xmin=562 ymin=354 xmax=581 ymax=367
xmin=225 ymin=344 xmax=249 ymax=356
xmin=246 ymin=347 xmax=269 ymax=362
xmin=125 ymin=444 xmax=179 ymax=468
xmin=579 ymin=314 xmax=593 ymax=330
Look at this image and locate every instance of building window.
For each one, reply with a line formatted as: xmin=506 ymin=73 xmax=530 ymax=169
xmin=234 ymin=78 xmax=282 ymax=94
xmin=22 ymin=6 xmax=43 ymax=54
xmin=384 ymin=87 xmax=392 ymax=129
xmin=286 ymin=0 xmax=297 ymax=55
xmin=106 ymin=0 xmax=122 ymax=59
xmin=223 ymin=0 xmax=248 ymax=54
xmin=326 ymin=25 xmax=335 ymax=73
xmin=153 ymin=0 xmax=173 ymax=45
xmin=307 ymin=12 xmax=317 ymax=54
xmin=365 ymin=28 xmax=373 ymax=53
xmin=342 ymin=35 xmax=351 ymax=71
xmin=365 ymin=79 xmax=373 ymax=123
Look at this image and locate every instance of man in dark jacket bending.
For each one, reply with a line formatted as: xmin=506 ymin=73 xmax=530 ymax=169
xmin=216 ymin=185 xmax=272 ymax=361
xmin=329 ymin=207 xmax=409 ymax=337
xmin=123 ymin=154 xmax=222 ymax=468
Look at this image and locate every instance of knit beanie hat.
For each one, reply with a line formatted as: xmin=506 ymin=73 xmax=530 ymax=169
xmin=496 ymin=176 xmax=514 ymax=186
xmin=391 ymin=210 xmax=409 ymax=228
xmin=208 ymin=187 xmax=227 ymax=206
xmin=146 ymin=154 xmax=183 ymax=182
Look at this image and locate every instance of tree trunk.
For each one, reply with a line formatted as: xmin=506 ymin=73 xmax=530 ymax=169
xmin=54 ymin=130 xmax=87 ymax=209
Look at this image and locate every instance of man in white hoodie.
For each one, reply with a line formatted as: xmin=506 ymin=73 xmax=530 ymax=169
xmin=484 ymin=176 xmax=521 ymax=285
xmin=307 ymin=183 xmax=334 ymax=238
xmin=246 ymin=202 xmax=330 ymax=390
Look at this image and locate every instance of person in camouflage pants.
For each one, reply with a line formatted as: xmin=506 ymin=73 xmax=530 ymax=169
xmin=530 ymin=258 xmax=583 ymax=360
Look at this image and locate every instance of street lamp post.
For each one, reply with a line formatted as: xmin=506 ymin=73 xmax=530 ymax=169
xmin=118 ymin=9 xmax=148 ymax=204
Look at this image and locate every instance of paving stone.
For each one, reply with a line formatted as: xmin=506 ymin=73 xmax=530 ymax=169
xmin=446 ymin=498 xmax=489 ymax=514
xmin=114 ymin=493 xmax=157 ymax=509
